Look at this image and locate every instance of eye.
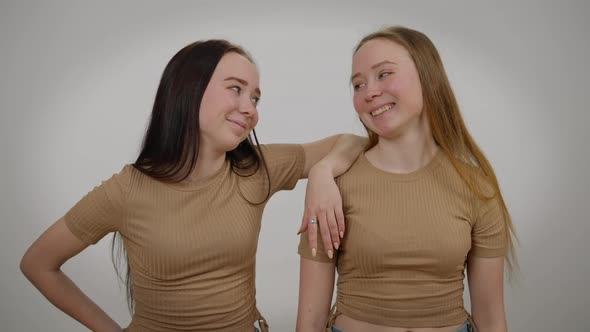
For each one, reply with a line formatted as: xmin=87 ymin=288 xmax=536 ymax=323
xmin=230 ymin=86 xmax=242 ymax=94
xmin=352 ymin=82 xmax=366 ymax=91
xmin=251 ymin=96 xmax=260 ymax=106
xmin=378 ymin=71 xmax=392 ymax=79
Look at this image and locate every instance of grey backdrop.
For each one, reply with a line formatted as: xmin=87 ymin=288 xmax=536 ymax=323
xmin=1 ymin=1 xmax=589 ymax=331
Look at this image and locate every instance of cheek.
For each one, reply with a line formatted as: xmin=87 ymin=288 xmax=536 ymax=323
xmin=199 ymin=104 xmax=222 ymax=127
xmin=353 ymin=94 xmax=364 ymax=114
xmin=384 ymin=77 xmax=404 ymax=97
xmin=399 ymin=73 xmax=424 ymax=112
xmin=198 ymin=108 xmax=212 ymax=129
xmin=353 ymin=95 xmax=373 ymax=128
xmin=251 ymin=112 xmax=259 ymax=128
xmin=199 ymin=95 xmax=220 ymax=127
xmin=406 ymin=85 xmax=424 ymax=114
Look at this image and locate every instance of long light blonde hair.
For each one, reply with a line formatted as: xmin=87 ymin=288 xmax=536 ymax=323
xmin=355 ymin=26 xmax=518 ymax=272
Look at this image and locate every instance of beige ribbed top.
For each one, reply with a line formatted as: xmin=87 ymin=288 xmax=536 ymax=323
xmin=65 ymin=144 xmax=305 ymax=331
xmin=299 ymin=150 xmax=507 ymax=328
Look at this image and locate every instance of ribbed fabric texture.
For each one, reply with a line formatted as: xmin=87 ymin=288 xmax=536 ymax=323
xmin=299 ymin=150 xmax=506 ymax=328
xmin=65 ymin=144 xmax=305 ymax=332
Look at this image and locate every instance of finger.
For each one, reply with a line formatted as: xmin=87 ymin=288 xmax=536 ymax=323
xmin=297 ymin=211 xmax=309 ymax=235
xmin=307 ymin=215 xmax=318 ymax=257
xmin=335 ymin=204 xmax=345 ymax=239
xmin=326 ymin=209 xmax=340 ymax=250
xmin=318 ymin=210 xmax=334 ymax=259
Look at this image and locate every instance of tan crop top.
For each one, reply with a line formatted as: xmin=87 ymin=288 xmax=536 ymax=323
xmin=299 ymin=150 xmax=506 ymax=328
xmin=66 ymin=144 xmax=305 ymax=331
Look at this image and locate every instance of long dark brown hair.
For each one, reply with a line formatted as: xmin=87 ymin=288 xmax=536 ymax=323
xmin=112 ymin=40 xmax=270 ymax=313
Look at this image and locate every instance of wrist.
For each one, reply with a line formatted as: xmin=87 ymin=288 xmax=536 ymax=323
xmin=309 ymin=160 xmax=335 ymax=177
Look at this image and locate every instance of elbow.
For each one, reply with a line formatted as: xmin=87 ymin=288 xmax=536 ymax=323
xmin=19 ymin=252 xmax=34 ymax=280
xmin=20 ymin=248 xmax=47 ymax=281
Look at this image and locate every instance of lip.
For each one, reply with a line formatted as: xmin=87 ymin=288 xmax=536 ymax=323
xmin=368 ymin=102 xmax=396 ymax=114
xmin=227 ymin=118 xmax=247 ymax=130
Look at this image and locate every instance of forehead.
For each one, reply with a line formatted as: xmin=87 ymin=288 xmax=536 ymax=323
xmin=213 ymin=52 xmax=259 ymax=85
xmin=352 ymin=38 xmax=411 ymax=70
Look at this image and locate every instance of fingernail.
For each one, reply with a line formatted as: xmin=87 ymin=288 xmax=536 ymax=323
xmin=312 ymin=248 xmax=316 ymax=257
xmin=340 ymin=231 xmax=344 ymax=238
xmin=334 ymin=242 xmax=339 ymax=250
xmin=328 ymin=250 xmax=333 ymax=259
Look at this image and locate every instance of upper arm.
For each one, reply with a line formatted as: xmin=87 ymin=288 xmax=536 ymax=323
xmin=63 ymin=167 xmax=129 ymax=245
xmin=21 ymin=167 xmax=130 ymax=275
xmin=20 ymin=217 xmax=90 ymax=275
xmin=470 ymin=174 xmax=508 ymax=258
xmin=301 ymin=135 xmax=341 ymax=178
xmin=297 ymin=257 xmax=336 ymax=332
xmin=467 ymin=255 xmax=506 ymax=329
xmin=258 ymin=144 xmax=307 ymax=193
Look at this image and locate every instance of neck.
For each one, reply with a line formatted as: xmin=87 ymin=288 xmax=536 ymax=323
xmin=367 ymin=120 xmax=439 ymax=174
xmin=184 ymin=141 xmax=226 ymax=183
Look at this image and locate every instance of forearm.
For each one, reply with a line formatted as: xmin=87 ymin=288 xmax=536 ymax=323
xmin=23 ymin=269 xmax=122 ymax=332
xmin=296 ymin=294 xmax=332 ymax=332
xmin=315 ymin=134 xmax=367 ymax=177
xmin=296 ymin=311 xmax=330 ymax=332
xmin=468 ymin=256 xmax=507 ymax=332
xmin=296 ymin=258 xmax=335 ymax=332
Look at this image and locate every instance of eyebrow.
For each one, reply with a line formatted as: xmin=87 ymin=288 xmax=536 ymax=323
xmin=224 ymin=76 xmax=261 ymax=95
xmin=350 ymin=60 xmax=398 ymax=82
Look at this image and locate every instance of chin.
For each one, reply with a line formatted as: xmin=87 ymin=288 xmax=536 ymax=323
xmin=221 ymin=137 xmax=246 ymax=152
xmin=223 ymin=143 xmax=241 ymax=153
xmin=374 ymin=126 xmax=403 ymax=140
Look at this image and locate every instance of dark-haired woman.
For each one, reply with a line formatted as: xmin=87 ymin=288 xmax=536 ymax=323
xmin=20 ymin=39 xmax=364 ymax=332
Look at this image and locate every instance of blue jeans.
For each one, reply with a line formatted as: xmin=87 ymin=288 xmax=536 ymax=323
xmin=332 ymin=320 xmax=472 ymax=332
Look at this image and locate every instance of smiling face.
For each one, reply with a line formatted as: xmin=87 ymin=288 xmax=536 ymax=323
xmin=199 ymin=52 xmax=261 ymax=153
xmin=351 ymin=38 xmax=426 ymax=140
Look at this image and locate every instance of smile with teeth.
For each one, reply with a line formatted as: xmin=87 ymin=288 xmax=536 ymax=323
xmin=371 ymin=103 xmax=395 ymax=117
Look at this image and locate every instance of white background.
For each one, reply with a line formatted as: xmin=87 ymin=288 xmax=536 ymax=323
xmin=1 ymin=1 xmax=589 ymax=331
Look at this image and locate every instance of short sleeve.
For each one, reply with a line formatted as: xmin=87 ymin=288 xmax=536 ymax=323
xmin=470 ymin=194 xmax=508 ymax=258
xmin=64 ymin=165 xmax=131 ymax=245
xmin=298 ymin=229 xmax=338 ymax=263
xmin=260 ymin=144 xmax=305 ymax=194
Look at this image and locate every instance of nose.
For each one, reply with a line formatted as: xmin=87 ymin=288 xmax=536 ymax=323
xmin=364 ymin=81 xmax=382 ymax=102
xmin=239 ymin=99 xmax=258 ymax=117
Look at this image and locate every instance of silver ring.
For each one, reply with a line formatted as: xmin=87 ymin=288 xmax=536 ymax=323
xmin=309 ymin=219 xmax=317 ymax=225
